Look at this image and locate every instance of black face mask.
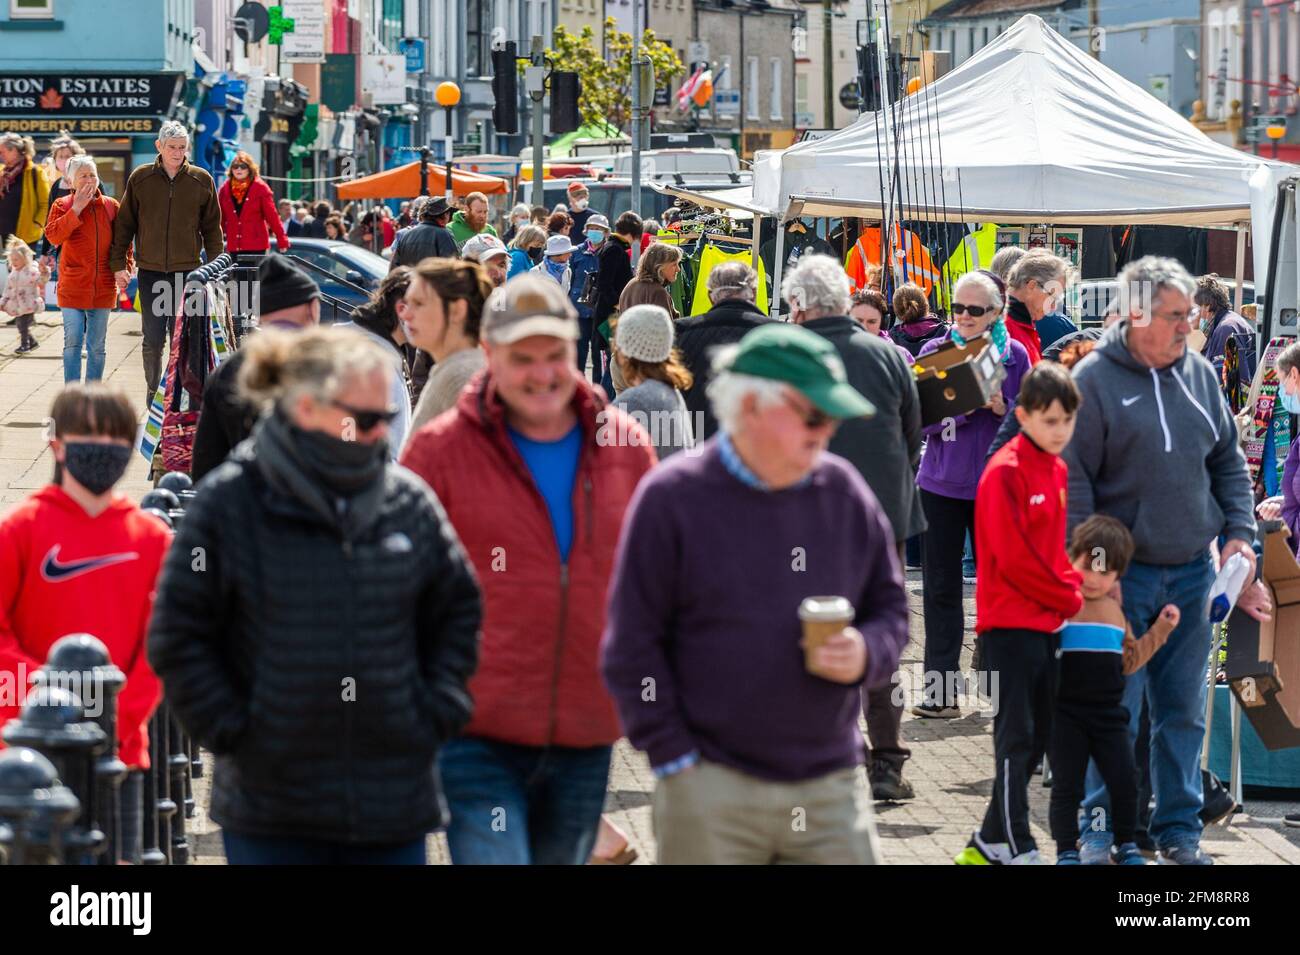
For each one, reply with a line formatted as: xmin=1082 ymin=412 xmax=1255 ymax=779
xmin=62 ymin=442 xmax=132 ymax=495
xmin=291 ymin=424 xmax=388 ymax=495
xmin=527 ymin=247 xmax=544 ymax=264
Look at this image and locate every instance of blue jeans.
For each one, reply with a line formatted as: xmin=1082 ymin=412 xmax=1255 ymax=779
xmin=62 ymin=307 xmax=109 ymax=382
xmin=1079 ymin=553 xmax=1214 ymax=851
xmin=437 ymin=736 xmax=612 ymax=865
xmin=222 ymin=831 xmax=427 ymax=865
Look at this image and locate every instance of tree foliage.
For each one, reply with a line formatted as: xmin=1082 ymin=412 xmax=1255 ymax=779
xmin=534 ymin=19 xmax=685 ymax=132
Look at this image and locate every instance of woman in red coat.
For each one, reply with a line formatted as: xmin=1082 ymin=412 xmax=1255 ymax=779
xmin=217 ymin=152 xmax=290 ymax=255
xmin=43 ymin=155 xmax=133 ymax=383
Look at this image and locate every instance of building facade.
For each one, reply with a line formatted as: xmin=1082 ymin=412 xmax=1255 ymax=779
xmin=0 ymin=0 xmax=195 ymax=196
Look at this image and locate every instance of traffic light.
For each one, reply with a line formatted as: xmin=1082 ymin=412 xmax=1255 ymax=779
xmin=491 ymin=42 xmax=519 ymax=135
xmin=551 ymin=71 xmax=581 ymax=135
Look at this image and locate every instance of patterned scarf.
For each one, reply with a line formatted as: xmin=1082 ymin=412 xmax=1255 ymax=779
xmin=0 ymin=155 xmax=25 ymax=199
xmin=950 ymin=314 xmax=1013 ymax=365
xmin=229 ymin=178 xmax=251 ymax=206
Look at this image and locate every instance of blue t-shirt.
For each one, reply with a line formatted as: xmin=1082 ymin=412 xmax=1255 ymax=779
xmin=508 ymin=424 xmax=582 ymax=562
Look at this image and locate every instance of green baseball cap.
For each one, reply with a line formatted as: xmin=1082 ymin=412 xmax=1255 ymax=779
xmin=728 ymin=324 xmax=876 ymax=419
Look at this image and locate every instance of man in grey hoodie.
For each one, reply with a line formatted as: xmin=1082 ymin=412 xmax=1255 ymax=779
xmin=1063 ymin=256 xmax=1261 ymax=866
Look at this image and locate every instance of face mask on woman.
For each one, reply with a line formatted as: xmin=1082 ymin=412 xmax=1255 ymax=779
xmin=513 ymin=216 xmax=528 ymax=229
xmin=1283 ymin=372 xmax=1300 ymax=415
xmin=586 ymin=230 xmax=605 ymax=246
xmin=527 ymin=246 xmax=544 ymax=264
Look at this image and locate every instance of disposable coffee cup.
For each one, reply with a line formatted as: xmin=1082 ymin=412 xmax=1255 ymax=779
xmin=798 ymin=596 xmax=855 ymax=673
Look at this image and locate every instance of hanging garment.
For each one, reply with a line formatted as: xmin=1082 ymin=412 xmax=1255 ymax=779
xmin=940 ymin=223 xmax=999 ymax=289
xmin=844 ymin=224 xmax=942 ymax=297
xmin=689 ymin=244 xmax=769 ymax=317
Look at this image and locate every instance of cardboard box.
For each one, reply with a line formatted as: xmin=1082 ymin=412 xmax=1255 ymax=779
xmin=1225 ymin=521 xmax=1300 ymax=750
xmin=912 ymin=333 xmax=1007 ymax=428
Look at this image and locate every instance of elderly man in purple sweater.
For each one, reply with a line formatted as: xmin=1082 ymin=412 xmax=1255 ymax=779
xmin=601 ymin=323 xmax=910 ymax=864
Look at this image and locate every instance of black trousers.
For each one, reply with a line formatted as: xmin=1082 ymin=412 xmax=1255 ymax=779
xmin=920 ymin=488 xmax=976 ymax=707
xmin=136 ymin=269 xmax=189 ymax=400
xmin=862 ymin=681 xmax=910 ymax=770
xmin=1049 ymin=655 xmax=1136 ymax=854
xmin=978 ymin=628 xmax=1057 ymax=856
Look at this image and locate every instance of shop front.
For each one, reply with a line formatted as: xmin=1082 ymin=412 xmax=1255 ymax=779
xmin=0 ymin=72 xmax=185 ymax=197
xmin=253 ymin=77 xmax=309 ymax=194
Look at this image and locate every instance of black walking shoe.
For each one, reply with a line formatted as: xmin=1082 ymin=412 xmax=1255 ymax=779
xmin=869 ymin=762 xmax=915 ymax=801
xmin=911 ymin=702 xmax=961 ymax=719
xmin=1199 ymin=784 xmax=1238 ymax=828
xmin=1283 ymin=813 xmax=1300 ymax=828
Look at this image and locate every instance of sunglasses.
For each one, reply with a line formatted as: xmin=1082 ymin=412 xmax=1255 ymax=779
xmin=331 ymin=401 xmax=398 ymax=432
xmin=782 ymin=393 xmax=835 ymax=430
xmin=951 ymin=302 xmax=992 ymax=318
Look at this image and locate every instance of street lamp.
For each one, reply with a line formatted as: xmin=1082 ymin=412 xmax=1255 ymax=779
xmin=435 ymin=81 xmax=462 ymax=202
xmin=1266 ymin=122 xmax=1286 ymax=160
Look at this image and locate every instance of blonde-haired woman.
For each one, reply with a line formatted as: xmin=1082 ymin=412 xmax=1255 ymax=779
xmin=148 ymin=325 xmax=482 ymax=866
xmin=507 ymin=224 xmax=547 ymax=280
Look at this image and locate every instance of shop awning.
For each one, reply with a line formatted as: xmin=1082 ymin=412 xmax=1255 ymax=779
xmin=335 ymin=160 xmax=509 ymax=200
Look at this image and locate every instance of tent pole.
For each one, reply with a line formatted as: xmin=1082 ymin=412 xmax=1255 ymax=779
xmin=1233 ymin=224 xmax=1247 ymax=313
xmin=751 ymin=215 xmax=763 ymax=271
xmin=771 ymin=219 xmax=786 ymax=318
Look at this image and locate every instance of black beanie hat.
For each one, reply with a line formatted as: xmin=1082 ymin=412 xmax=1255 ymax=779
xmin=257 ymin=253 xmax=320 ymax=317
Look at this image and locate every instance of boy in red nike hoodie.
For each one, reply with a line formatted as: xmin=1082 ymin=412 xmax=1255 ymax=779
xmin=0 ymin=384 xmax=170 ymax=863
xmin=958 ymin=363 xmax=1084 ymax=866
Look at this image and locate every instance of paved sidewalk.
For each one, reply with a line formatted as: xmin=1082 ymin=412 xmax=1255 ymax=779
xmin=5 ymin=310 xmax=1297 ymax=865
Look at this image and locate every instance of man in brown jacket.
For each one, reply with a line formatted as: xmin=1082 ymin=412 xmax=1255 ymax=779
xmin=109 ymin=121 xmax=224 ymax=402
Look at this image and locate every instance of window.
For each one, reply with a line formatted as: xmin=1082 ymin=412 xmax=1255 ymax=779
xmin=1253 ymin=12 xmax=1265 ymax=112
xmin=10 ymin=0 xmax=54 ymax=16
xmin=747 ymin=57 xmax=760 ymax=119
xmin=1207 ymin=9 xmax=1225 ymax=120
xmin=466 ymin=0 xmax=489 ymax=77
xmin=1270 ymin=9 xmax=1282 ymax=96
xmin=770 ymin=57 xmax=782 ymax=120
xmin=1289 ymin=10 xmax=1299 ymax=113
xmin=795 ymin=69 xmax=808 ymax=116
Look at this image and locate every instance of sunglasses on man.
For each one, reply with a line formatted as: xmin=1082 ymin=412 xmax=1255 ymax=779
xmin=782 ymin=393 xmax=836 ymax=430
xmin=331 ymin=401 xmax=399 ymax=432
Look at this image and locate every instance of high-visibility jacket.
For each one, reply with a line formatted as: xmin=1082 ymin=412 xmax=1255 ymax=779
xmin=689 ymin=244 xmax=769 ymax=316
xmin=941 ymin=223 xmax=999 ymax=289
xmin=845 ymin=225 xmax=942 ymax=297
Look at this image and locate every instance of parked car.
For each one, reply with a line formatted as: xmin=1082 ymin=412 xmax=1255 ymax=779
xmin=516 ymin=176 xmax=752 ymax=224
xmin=282 ymin=238 xmax=389 ymax=320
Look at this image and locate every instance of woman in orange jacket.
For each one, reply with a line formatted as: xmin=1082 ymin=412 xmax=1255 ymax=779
xmin=43 ymin=155 xmax=132 ymax=383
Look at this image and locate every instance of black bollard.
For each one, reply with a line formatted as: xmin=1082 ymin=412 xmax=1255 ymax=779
xmin=0 ymin=747 xmax=80 ymax=865
xmin=141 ymin=508 xmax=173 ymax=530
xmin=137 ymin=722 xmax=167 ymax=865
xmin=177 ymin=489 xmax=198 ymax=512
xmin=165 ymin=708 xmax=190 ymax=864
xmin=156 ymin=472 xmax=193 ymax=496
xmin=40 ymin=635 xmax=126 ymax=866
xmin=149 ymin=709 xmax=176 ymax=864
xmin=140 ymin=488 xmax=180 ymax=514
xmin=2 ymin=685 xmax=107 ymax=864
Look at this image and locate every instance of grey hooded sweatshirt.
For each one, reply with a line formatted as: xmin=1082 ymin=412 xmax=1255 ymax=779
xmin=1063 ymin=319 xmax=1255 ymax=565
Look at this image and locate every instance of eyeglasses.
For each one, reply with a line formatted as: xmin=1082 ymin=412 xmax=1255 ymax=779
xmin=331 ymin=401 xmax=398 ymax=432
xmin=782 ymin=393 xmax=835 ymax=430
xmin=950 ymin=303 xmax=992 ymax=318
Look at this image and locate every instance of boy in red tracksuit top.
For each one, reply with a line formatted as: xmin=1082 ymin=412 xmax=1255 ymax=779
xmin=957 ymin=363 xmax=1084 ymax=866
xmin=0 ymin=384 xmax=170 ymax=863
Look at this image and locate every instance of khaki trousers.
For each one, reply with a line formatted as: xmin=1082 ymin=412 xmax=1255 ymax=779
xmin=653 ymin=759 xmax=881 ymax=865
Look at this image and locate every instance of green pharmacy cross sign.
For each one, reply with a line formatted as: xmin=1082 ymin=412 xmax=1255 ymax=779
xmin=268 ymin=6 xmax=296 ymax=45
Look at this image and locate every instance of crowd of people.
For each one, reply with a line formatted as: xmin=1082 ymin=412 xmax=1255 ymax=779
xmin=2 ymin=121 xmax=1299 ymax=866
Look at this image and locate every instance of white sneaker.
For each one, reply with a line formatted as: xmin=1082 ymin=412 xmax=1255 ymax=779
xmin=1009 ymin=849 xmax=1048 ymax=865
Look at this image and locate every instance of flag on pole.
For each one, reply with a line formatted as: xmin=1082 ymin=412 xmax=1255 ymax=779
xmin=691 ymin=70 xmax=714 ymax=107
xmin=676 ymin=66 xmax=704 ymax=111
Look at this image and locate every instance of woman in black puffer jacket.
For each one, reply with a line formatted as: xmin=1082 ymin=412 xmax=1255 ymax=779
xmin=148 ymin=326 xmax=482 ymax=865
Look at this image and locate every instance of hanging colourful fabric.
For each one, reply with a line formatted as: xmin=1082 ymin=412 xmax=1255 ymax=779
xmin=1244 ymin=337 xmax=1290 ymax=486
xmin=138 ymin=368 xmax=169 ymax=462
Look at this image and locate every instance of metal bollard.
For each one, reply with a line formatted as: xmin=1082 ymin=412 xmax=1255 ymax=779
xmin=0 ymin=748 xmax=80 ymax=865
xmin=2 ymin=685 xmax=107 ymax=864
xmin=39 ymin=635 xmax=126 ymax=866
xmin=149 ymin=709 xmax=176 ymax=864
xmin=156 ymin=472 xmax=193 ymax=496
xmin=140 ymin=489 xmax=180 ymax=515
xmin=165 ymin=707 xmax=190 ymax=864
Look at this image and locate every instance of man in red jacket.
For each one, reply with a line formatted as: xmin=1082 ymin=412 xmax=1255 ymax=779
xmin=0 ymin=383 xmax=171 ymax=863
xmin=401 ymin=275 xmax=656 ymax=864
xmin=961 ymin=363 xmax=1084 ymax=865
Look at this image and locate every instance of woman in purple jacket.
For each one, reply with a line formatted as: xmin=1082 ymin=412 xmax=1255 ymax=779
xmin=914 ymin=271 xmax=1031 ymax=718
xmin=1257 ymin=340 xmax=1300 ymax=556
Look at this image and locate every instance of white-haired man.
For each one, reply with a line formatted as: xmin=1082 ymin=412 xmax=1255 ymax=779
xmin=784 ymin=254 xmax=926 ymax=802
xmin=602 ymin=322 xmax=910 ymax=863
xmin=109 ymin=120 xmax=224 ymax=403
xmin=1066 ymin=255 xmax=1267 ymax=865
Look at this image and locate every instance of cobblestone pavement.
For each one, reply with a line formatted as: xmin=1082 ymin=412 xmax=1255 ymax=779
xmin=6 ymin=311 xmax=1297 ymax=865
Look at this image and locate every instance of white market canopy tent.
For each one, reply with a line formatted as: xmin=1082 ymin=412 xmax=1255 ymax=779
xmin=689 ymin=14 xmax=1292 ymax=227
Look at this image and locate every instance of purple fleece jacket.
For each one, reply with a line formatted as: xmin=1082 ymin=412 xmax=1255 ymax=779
xmin=1283 ymin=438 xmax=1300 ymax=557
xmin=916 ymin=331 xmax=1031 ymax=500
xmin=600 ymin=438 xmax=909 ymax=782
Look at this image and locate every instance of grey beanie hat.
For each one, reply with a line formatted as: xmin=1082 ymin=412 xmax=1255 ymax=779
xmin=615 ymin=304 xmax=674 ymax=363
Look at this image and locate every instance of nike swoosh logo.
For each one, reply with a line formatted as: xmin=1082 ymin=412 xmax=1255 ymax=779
xmin=40 ymin=544 xmax=139 ymax=582
xmin=1122 ymin=396 xmax=1141 ymax=406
